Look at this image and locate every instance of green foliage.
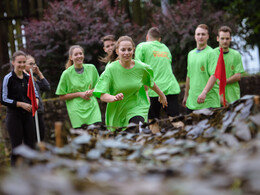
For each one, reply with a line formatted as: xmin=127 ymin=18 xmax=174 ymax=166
xmin=24 ymin=0 xmax=236 ymax=96
xmin=209 ymin=0 xmax=260 ymax=48
xmin=149 ymin=0 xmax=236 ymax=80
xmin=24 ymin=0 xmax=146 ymax=97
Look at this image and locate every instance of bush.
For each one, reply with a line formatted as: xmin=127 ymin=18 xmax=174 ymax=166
xmin=24 ymin=0 xmax=236 ymax=97
xmin=150 ymin=0 xmax=236 ymax=81
xmin=24 ymin=0 xmax=146 ymax=97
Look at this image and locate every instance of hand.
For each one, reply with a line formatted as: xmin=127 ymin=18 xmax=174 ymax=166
xmin=158 ymin=94 xmax=168 ymax=108
xmin=32 ymin=65 xmax=40 ymax=75
xmin=79 ymin=92 xmax=90 ymax=100
xmin=85 ymin=89 xmax=94 ymax=98
xmin=197 ymin=93 xmax=206 ymax=104
xmin=20 ymin=102 xmax=32 ymax=112
xmin=114 ymin=93 xmax=124 ymax=102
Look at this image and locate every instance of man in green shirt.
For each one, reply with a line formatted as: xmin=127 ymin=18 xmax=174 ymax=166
xmin=135 ymin=27 xmax=180 ymax=132
xmin=197 ymin=26 xmax=244 ymax=105
xmin=99 ymin=35 xmax=116 ymax=68
xmin=102 ymin=35 xmax=116 ymax=56
xmin=183 ymin=24 xmax=220 ymax=113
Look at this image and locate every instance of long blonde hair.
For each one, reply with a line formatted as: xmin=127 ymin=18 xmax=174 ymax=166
xmin=65 ymin=45 xmax=84 ymax=69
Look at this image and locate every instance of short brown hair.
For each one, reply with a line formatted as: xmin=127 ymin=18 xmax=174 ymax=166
xmin=101 ymin=35 xmax=116 ymax=43
xmin=147 ymin=27 xmax=161 ymax=40
xmin=196 ymin=24 xmax=208 ymax=31
xmin=218 ymin=26 xmax=232 ymax=35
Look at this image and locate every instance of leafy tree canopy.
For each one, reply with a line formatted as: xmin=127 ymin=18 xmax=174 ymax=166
xmin=24 ymin=0 xmax=236 ymax=97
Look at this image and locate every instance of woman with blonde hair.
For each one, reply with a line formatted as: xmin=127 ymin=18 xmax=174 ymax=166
xmin=94 ymin=36 xmax=167 ymax=131
xmin=56 ymin=45 xmax=101 ymax=128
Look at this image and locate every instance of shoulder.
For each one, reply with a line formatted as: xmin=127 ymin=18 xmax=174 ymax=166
xmin=229 ymin=48 xmax=241 ymax=56
xmin=3 ymin=72 xmax=13 ymax=79
xmin=101 ymin=61 xmax=118 ymax=75
xmin=136 ymin=42 xmax=147 ymax=48
xmin=23 ymin=72 xmax=29 ymax=79
xmin=134 ymin=60 xmax=151 ymax=69
xmin=212 ymin=47 xmax=220 ymax=53
xmin=205 ymin=45 xmax=213 ymax=51
xmin=65 ymin=65 xmax=74 ymax=73
xmin=106 ymin=60 xmax=119 ymax=69
xmin=188 ymin=48 xmax=197 ymax=56
xmin=83 ymin=63 xmax=98 ymax=70
xmin=60 ymin=67 xmax=71 ymax=78
xmin=3 ymin=72 xmax=13 ymax=84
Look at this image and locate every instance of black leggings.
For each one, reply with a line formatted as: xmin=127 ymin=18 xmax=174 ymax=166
xmin=149 ymin=94 xmax=179 ymax=119
xmin=6 ymin=111 xmax=36 ymax=166
xmin=129 ymin=116 xmax=144 ymax=124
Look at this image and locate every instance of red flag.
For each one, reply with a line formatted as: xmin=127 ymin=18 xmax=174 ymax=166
xmin=27 ymin=72 xmax=38 ymax=116
xmin=214 ymin=48 xmax=227 ymax=106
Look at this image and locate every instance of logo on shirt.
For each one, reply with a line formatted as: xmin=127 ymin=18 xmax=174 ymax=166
xmin=231 ymin=65 xmax=235 ymax=71
xmin=153 ymin=51 xmax=169 ymax=59
xmin=200 ymin=65 xmax=205 ymax=72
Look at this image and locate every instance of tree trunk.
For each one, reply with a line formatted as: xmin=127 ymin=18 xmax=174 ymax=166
xmin=0 ymin=0 xmax=11 ymax=81
xmin=120 ymin=0 xmax=131 ymax=21
xmin=132 ymin=0 xmax=142 ymax=25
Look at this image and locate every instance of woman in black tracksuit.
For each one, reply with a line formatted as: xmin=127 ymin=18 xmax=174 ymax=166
xmin=1 ymin=50 xmax=39 ymax=166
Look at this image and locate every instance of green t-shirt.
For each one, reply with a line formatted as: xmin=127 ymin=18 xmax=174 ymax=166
xmin=135 ymin=40 xmax=180 ymax=97
xmin=186 ymin=45 xmax=220 ymax=110
xmin=212 ymin=47 xmax=244 ymax=103
xmin=56 ymin=64 xmax=101 ymax=128
xmin=93 ymin=60 xmax=154 ymax=131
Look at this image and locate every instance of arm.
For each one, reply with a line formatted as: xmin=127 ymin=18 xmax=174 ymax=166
xmin=197 ymin=75 xmax=217 ymax=104
xmin=33 ymin=65 xmax=44 ymax=80
xmin=16 ymin=101 xmax=33 ymax=112
xmin=226 ymin=73 xmax=241 ymax=84
xmin=149 ymin=83 xmax=168 ymax=108
xmin=100 ymin=93 xmax=124 ymax=103
xmin=59 ymin=91 xmax=91 ymax=101
xmin=144 ymin=85 xmax=150 ymax=103
xmin=182 ymin=77 xmax=190 ymax=107
xmin=36 ymin=78 xmax=51 ymax=91
xmin=34 ymin=65 xmax=51 ymax=91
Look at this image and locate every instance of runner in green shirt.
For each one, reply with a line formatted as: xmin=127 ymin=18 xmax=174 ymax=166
xmin=183 ymin=24 xmax=220 ymax=113
xmin=93 ymin=36 xmax=167 ymax=131
xmin=197 ymin=26 xmax=245 ymax=105
xmin=56 ymin=45 xmax=101 ymax=128
xmin=135 ymin=27 xmax=180 ymax=133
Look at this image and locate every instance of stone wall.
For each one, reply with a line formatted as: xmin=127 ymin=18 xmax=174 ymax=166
xmin=1 ymin=75 xmax=260 ymax=140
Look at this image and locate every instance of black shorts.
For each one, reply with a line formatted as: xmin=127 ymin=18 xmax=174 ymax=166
xmin=148 ymin=94 xmax=179 ymax=119
xmin=129 ymin=116 xmax=145 ymax=124
xmin=186 ymin=107 xmax=194 ymax=114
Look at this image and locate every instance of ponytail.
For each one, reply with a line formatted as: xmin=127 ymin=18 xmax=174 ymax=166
xmin=65 ymin=59 xmax=73 ymax=69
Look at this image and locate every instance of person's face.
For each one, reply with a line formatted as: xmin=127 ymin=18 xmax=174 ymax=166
xmin=12 ymin=55 xmax=26 ymax=72
xmin=195 ymin=27 xmax=209 ymax=47
xmin=217 ymin=31 xmax=231 ymax=50
xmin=25 ymin=57 xmax=35 ymax=73
xmin=103 ymin=40 xmax=115 ymax=55
xmin=116 ymin=40 xmax=134 ymax=63
xmin=70 ymin=48 xmax=84 ymax=65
